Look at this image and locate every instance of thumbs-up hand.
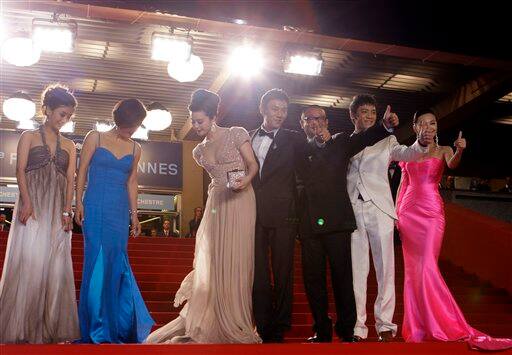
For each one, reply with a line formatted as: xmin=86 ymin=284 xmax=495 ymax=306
xmin=453 ymin=131 xmax=466 ymax=151
xmin=383 ymin=105 xmax=399 ymax=129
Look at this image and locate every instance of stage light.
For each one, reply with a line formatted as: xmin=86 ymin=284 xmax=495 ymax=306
xmin=95 ymin=120 xmax=114 ymax=132
xmin=151 ymin=32 xmax=192 ymax=62
xmin=143 ymin=102 xmax=172 ymax=131
xmin=1 ymin=36 xmax=41 ymax=66
xmin=284 ymin=53 xmax=323 ymax=76
xmin=17 ymin=119 xmax=38 ymax=130
xmin=167 ymin=54 xmax=204 ymax=82
xmin=132 ymin=126 xmax=148 ymax=140
xmin=3 ymin=92 xmax=36 ymax=121
xmin=229 ymin=44 xmax=264 ymax=78
xmin=60 ymin=121 xmax=75 ymax=133
xmin=32 ymin=26 xmax=74 ymax=53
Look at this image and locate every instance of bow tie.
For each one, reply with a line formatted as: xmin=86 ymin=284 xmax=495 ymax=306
xmin=258 ymin=129 xmax=275 ymax=139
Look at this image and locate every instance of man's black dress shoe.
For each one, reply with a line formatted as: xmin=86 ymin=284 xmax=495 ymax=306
xmin=340 ymin=335 xmax=359 ymax=342
xmin=307 ymin=334 xmax=332 ymax=343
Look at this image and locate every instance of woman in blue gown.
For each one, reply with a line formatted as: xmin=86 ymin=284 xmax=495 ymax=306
xmin=75 ymin=99 xmax=154 ymax=343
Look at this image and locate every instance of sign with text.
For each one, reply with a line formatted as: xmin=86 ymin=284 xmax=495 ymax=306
xmin=0 ymin=186 xmax=18 ymax=204
xmin=137 ymin=193 xmax=175 ymax=211
xmin=0 ymin=131 xmax=183 ymax=190
xmin=0 ymin=185 xmax=175 ymax=211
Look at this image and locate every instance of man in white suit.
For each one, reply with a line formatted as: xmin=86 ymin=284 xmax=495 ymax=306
xmin=347 ymin=94 xmax=432 ymax=341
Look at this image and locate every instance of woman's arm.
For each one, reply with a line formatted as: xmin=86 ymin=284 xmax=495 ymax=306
xmin=446 ymin=131 xmax=466 ymax=170
xmin=62 ymin=139 xmax=76 ymax=231
xmin=127 ymin=142 xmax=142 ymax=236
xmin=395 ymin=162 xmax=409 ymax=220
xmin=16 ymin=131 xmax=35 ymax=224
xmin=233 ymin=141 xmax=259 ymax=192
xmin=74 ymin=131 xmax=98 ymax=226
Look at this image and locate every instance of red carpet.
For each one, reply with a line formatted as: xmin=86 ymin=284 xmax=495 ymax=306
xmin=3 ymin=342 xmax=510 ymax=355
xmin=0 ymin=231 xmax=511 ymax=354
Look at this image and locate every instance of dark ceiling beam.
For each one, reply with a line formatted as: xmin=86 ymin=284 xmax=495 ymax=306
xmin=394 ymin=71 xmax=512 ymax=142
xmin=6 ymin=1 xmax=512 ymax=70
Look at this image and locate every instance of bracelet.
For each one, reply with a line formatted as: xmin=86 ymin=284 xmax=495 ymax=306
xmin=129 ymin=209 xmax=138 ymax=216
xmin=62 ymin=211 xmax=73 ymax=217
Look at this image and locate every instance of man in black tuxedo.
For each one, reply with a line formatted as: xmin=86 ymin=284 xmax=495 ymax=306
xmin=297 ymin=105 xmax=398 ymax=342
xmin=251 ymin=89 xmax=303 ymax=343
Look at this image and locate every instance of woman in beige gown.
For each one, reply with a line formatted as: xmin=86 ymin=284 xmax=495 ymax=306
xmin=146 ymin=89 xmax=261 ymax=344
xmin=0 ymin=84 xmax=80 ymax=343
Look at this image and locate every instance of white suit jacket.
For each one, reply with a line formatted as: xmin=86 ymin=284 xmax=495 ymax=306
xmin=347 ymin=135 xmax=427 ymax=219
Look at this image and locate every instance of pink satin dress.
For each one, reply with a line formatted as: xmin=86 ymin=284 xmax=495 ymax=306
xmin=396 ymin=157 xmax=512 ymax=351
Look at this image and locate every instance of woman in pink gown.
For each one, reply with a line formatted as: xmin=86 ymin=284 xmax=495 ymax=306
xmin=396 ymin=109 xmax=512 ymax=351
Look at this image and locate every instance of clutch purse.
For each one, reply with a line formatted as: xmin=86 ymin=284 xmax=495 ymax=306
xmin=227 ymin=169 xmax=246 ymax=189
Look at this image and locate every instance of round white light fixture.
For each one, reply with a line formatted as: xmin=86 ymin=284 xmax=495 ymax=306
xmin=3 ymin=92 xmax=36 ymax=121
xmin=167 ymin=54 xmax=204 ymax=83
xmin=229 ymin=44 xmax=264 ymax=78
xmin=1 ymin=36 xmax=41 ymax=67
xmin=60 ymin=121 xmax=75 ymax=133
xmin=17 ymin=119 xmax=38 ymax=130
xmin=143 ymin=102 xmax=172 ymax=131
xmin=95 ymin=120 xmax=115 ymax=132
xmin=131 ymin=126 xmax=148 ymax=140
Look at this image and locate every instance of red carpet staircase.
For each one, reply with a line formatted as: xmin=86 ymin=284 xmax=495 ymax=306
xmin=1 ymin=231 xmax=511 ymax=353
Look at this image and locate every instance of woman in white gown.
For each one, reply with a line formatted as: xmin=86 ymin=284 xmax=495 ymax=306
xmin=146 ymin=89 xmax=261 ymax=344
xmin=0 ymin=84 xmax=79 ymax=343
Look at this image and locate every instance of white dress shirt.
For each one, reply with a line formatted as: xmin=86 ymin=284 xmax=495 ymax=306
xmin=252 ymin=127 xmax=279 ymax=175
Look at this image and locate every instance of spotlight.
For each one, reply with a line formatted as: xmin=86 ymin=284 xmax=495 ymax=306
xmin=143 ymin=102 xmax=172 ymax=131
xmin=284 ymin=53 xmax=323 ymax=76
xmin=131 ymin=126 xmax=148 ymax=140
xmin=94 ymin=120 xmax=114 ymax=132
xmin=151 ymin=32 xmax=192 ymax=62
xmin=167 ymin=54 xmax=204 ymax=83
xmin=32 ymin=19 xmax=76 ymax=53
xmin=60 ymin=121 xmax=75 ymax=133
xmin=1 ymin=36 xmax=41 ymax=67
xmin=17 ymin=119 xmax=38 ymax=130
xmin=229 ymin=44 xmax=264 ymax=78
xmin=3 ymin=92 xmax=36 ymax=121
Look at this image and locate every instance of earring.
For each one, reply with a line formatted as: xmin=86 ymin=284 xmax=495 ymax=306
xmin=435 ymin=134 xmax=439 ymax=146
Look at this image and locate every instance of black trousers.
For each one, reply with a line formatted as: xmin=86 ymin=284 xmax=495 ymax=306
xmin=252 ymin=222 xmax=296 ymax=339
xmin=300 ymin=230 xmax=356 ymax=338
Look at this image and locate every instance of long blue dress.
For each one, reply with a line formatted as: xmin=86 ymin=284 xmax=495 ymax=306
xmin=78 ymin=138 xmax=154 ymax=343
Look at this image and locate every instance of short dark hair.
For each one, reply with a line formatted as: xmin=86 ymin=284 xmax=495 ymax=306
xmin=189 ymin=89 xmax=220 ymax=119
xmin=413 ymin=108 xmax=436 ymax=125
xmin=260 ymin=88 xmax=289 ymax=110
xmin=349 ymin=94 xmax=377 ymax=117
xmin=112 ymin=99 xmax=146 ymax=128
xmin=301 ymin=105 xmax=325 ymax=120
xmin=41 ymin=83 xmax=77 ymax=111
